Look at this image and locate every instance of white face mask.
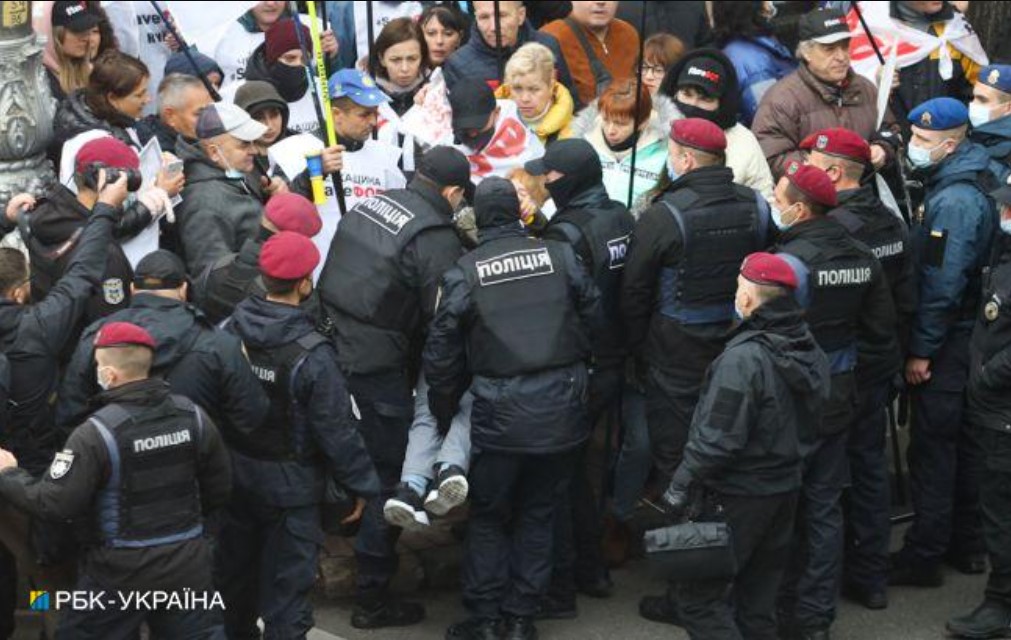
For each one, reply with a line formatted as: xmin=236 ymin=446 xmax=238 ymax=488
xmin=969 ymin=103 xmax=993 ymax=128
xmin=96 ymin=366 xmax=112 ymax=391
xmin=213 ymin=145 xmax=244 ymax=179
xmin=1001 ymin=219 xmax=1011 ymax=235
xmin=771 ymin=202 xmax=798 ymax=231
xmin=907 ymin=139 xmax=947 ymax=169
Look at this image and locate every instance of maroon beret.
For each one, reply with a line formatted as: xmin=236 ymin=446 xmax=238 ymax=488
xmin=260 ymin=231 xmax=320 ymax=280
xmin=799 ymin=127 xmax=871 ymax=164
xmin=75 ymin=137 xmax=140 ymax=175
xmin=670 ymin=117 xmax=727 ymax=153
xmin=784 ymin=161 xmax=838 ymax=208
xmin=94 ymin=321 xmax=156 ymax=349
xmin=265 ymin=19 xmax=312 ymax=66
xmin=740 ymin=252 xmax=798 ymax=290
xmin=265 ymin=193 xmax=323 ymax=237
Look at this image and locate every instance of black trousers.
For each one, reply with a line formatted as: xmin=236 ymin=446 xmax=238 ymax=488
xmin=676 ymin=491 xmax=799 ymax=640
xmin=645 ymin=366 xmax=705 ymax=487
xmin=902 ymin=329 xmax=984 ymax=566
xmin=552 ymin=365 xmax=623 ymax=598
xmin=347 ymin=370 xmax=414 ymax=605
xmin=978 ymin=426 xmax=1011 ymax=606
xmin=463 ymin=449 xmax=576 ymax=619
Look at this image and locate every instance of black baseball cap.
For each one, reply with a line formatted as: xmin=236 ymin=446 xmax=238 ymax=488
xmin=52 ymin=1 xmax=101 ymax=32
xmin=798 ymin=9 xmax=851 ymax=45
xmin=526 ymin=139 xmax=602 ymax=183
xmin=675 ymin=57 xmax=728 ymax=98
xmin=418 ymin=146 xmax=475 ymax=201
xmin=134 ymin=250 xmax=187 ymax=290
xmin=449 ymin=79 xmax=497 ymax=131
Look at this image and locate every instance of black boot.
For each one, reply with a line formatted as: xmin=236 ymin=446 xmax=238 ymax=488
xmin=947 ymin=602 xmax=1011 ymax=639
xmin=889 ymin=552 xmax=943 ymax=587
xmin=945 ymin=551 xmax=988 ymax=575
xmin=445 ymin=617 xmax=501 ymax=640
xmin=533 ymin=592 xmax=577 ymax=620
xmin=502 ymin=615 xmax=538 ymax=640
xmin=351 ymin=599 xmax=426 ymax=629
xmin=638 ymin=594 xmax=681 ymax=626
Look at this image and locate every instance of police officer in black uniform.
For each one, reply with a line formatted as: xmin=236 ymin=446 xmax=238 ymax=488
xmin=56 ymin=250 xmax=268 ymax=449
xmin=802 ymin=127 xmax=915 ymax=609
xmin=194 ymin=192 xmax=323 ymax=325
xmin=0 ymin=169 xmax=128 ymax=639
xmin=424 ymin=177 xmax=599 ymax=640
xmin=221 ymin=231 xmax=380 ymax=638
xmin=316 ymin=146 xmax=471 ymax=629
xmin=525 ymin=139 xmax=634 ymax=609
xmin=622 ymin=118 xmax=771 ymax=624
xmin=771 ymin=162 xmax=898 ymax=640
xmin=948 ymin=186 xmax=1011 ymax=638
xmin=0 ymin=321 xmax=232 ymax=639
xmin=662 ymin=252 xmax=830 ymax=640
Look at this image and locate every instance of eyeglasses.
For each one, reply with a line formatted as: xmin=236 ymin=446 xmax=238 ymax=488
xmin=642 ymin=65 xmax=666 ymax=77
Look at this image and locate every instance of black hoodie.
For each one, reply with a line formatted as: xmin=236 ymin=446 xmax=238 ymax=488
xmin=660 ymin=48 xmax=742 ymax=131
xmin=674 ymin=295 xmax=830 ymax=496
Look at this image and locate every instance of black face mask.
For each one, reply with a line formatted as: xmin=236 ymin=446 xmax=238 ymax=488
xmin=545 ymin=173 xmax=584 ymax=210
xmin=605 ymin=130 xmax=640 ymax=153
xmin=675 ymin=98 xmax=720 ymax=126
xmin=455 ymin=125 xmax=495 ymax=153
xmin=270 ymin=62 xmax=309 ymax=103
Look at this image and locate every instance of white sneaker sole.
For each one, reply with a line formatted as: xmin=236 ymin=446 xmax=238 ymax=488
xmin=424 ymin=475 xmax=469 ymax=516
xmin=383 ymin=498 xmax=430 ymax=530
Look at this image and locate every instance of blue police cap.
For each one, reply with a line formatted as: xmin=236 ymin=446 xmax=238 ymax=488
xmin=978 ymin=65 xmax=1011 ymax=95
xmin=908 ymin=97 xmax=968 ymax=130
xmin=327 ymin=69 xmax=389 ymax=108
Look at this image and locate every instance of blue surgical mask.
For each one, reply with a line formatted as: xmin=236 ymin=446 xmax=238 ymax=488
xmin=969 ymin=103 xmax=992 ymax=128
xmin=734 ymin=302 xmax=745 ymax=320
xmin=771 ymin=203 xmax=796 ymax=231
xmin=907 ymin=140 xmax=945 ymax=169
xmin=1001 ymin=219 xmax=1011 ymax=235
xmin=667 ymin=163 xmax=680 ymax=181
xmin=96 ymin=367 xmax=111 ymax=391
xmin=213 ymin=145 xmax=245 ymax=179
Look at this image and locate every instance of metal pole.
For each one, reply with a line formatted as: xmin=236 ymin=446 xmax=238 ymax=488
xmin=493 ymin=0 xmax=504 ymax=82
xmin=148 ymin=0 xmax=221 ymax=102
xmin=625 ymin=5 xmax=648 ymax=209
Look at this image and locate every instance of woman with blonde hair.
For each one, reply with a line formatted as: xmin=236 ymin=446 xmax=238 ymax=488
xmin=45 ymin=1 xmax=113 ymax=101
xmin=495 ymin=42 xmax=575 ymax=145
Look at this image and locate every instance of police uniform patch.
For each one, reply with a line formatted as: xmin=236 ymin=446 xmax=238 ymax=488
xmin=816 ymin=134 xmax=829 ymax=150
xmin=920 ymin=111 xmax=932 ymax=127
xmin=990 ymin=68 xmax=1001 ymax=85
xmin=49 ymin=450 xmax=74 ymax=480
xmin=102 ymin=278 xmax=125 ymax=305
xmin=607 ymin=235 xmax=629 ymax=270
xmin=475 ymin=248 xmax=554 ymax=286
xmin=787 ymin=162 xmax=800 ymax=176
xmin=986 ymin=298 xmax=1001 ymax=321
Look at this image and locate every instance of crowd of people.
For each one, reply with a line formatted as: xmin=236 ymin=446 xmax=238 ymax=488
xmin=1 ymin=1 xmax=1011 ymax=639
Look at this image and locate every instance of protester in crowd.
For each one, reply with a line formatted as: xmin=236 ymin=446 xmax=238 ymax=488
xmin=136 ymin=74 xmax=213 ymax=155
xmin=660 ymin=48 xmax=776 ymax=201
xmin=163 ymin=48 xmax=224 ymax=91
xmin=325 ymin=0 xmax=425 ymax=72
xmin=568 ymin=79 xmax=670 ymax=208
xmin=51 ymin=49 xmax=151 ymax=165
xmin=495 ymin=42 xmax=576 ymax=145
xmin=713 ymin=0 xmax=797 ymax=128
xmin=541 ymin=1 xmax=642 ymax=106
xmin=892 ymin=97 xmax=995 ymax=588
xmin=420 ymin=3 xmax=468 ymax=67
xmin=442 ymin=0 xmax=575 ymax=97
xmin=447 ymin=78 xmax=546 ymax=184
xmin=888 ymin=0 xmax=986 ymax=125
xmin=969 ymin=63 xmax=1011 ymax=182
xmin=752 ymin=8 xmax=899 ymax=179
xmin=637 ymin=33 xmax=685 ymax=97
xmin=175 ymin=102 xmax=271 ymax=276
xmin=662 ymin=252 xmax=830 ymax=640
xmin=242 ymin=19 xmax=323 ymax=135
xmin=46 ymin=1 xmax=104 ymax=102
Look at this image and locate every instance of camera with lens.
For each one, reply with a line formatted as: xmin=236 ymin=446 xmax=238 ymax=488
xmin=81 ymin=163 xmax=143 ymax=192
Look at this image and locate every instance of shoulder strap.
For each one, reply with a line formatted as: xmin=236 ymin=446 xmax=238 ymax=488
xmin=829 ymin=207 xmax=865 ymax=235
xmin=90 ymin=403 xmax=134 ymax=432
xmin=564 ymin=17 xmax=612 ymax=94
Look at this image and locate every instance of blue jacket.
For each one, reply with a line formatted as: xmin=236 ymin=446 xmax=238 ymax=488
xmin=971 ymin=115 xmax=1011 ymax=184
xmin=722 ymin=35 xmax=796 ymax=128
xmin=227 ymin=296 xmax=379 ymax=506
xmin=442 ymin=21 xmax=576 ymax=100
xmin=910 ymin=141 xmax=998 ymax=360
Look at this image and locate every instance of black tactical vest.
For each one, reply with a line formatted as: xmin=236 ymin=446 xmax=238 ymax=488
xmin=657 ymin=185 xmax=769 ymax=325
xmin=830 ymin=205 xmax=908 ymax=298
xmin=546 ymin=202 xmax=634 ymax=363
xmin=318 ymin=190 xmax=452 ymax=332
xmin=90 ymin=395 xmax=204 ymax=548
xmin=460 ymin=236 xmax=589 ymax=377
xmin=241 ymin=332 xmax=328 ymax=461
xmin=198 ymin=239 xmax=264 ymax=325
xmin=777 ymin=236 xmax=875 ymax=368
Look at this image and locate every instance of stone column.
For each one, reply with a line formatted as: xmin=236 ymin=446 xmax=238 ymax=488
xmin=0 ymin=1 xmax=56 ymax=211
